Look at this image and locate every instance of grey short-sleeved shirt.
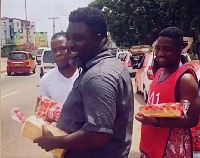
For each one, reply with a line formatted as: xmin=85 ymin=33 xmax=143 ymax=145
xmin=57 ymin=50 xmax=134 ymax=158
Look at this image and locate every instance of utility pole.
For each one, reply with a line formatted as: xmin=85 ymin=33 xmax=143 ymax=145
xmin=48 ymin=17 xmax=59 ymax=35
xmin=25 ymin=0 xmax=29 ymax=49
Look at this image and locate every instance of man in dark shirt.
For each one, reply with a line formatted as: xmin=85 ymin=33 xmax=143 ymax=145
xmin=34 ymin=7 xmax=134 ymax=158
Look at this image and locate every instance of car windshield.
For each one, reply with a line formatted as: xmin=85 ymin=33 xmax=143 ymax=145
xmin=8 ymin=53 xmax=27 ymax=60
xmin=36 ymin=49 xmax=44 ymax=55
xmin=43 ymin=51 xmax=53 ymax=63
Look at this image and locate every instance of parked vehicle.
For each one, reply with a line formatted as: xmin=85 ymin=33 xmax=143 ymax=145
xmin=39 ymin=48 xmax=55 ymax=78
xmin=35 ymin=47 xmax=48 ymax=65
xmin=122 ymin=46 xmax=150 ymax=74
xmin=122 ymin=52 xmax=135 ymax=74
xmin=7 ymin=51 xmax=36 ymax=76
xmin=116 ymin=50 xmax=129 ymax=61
xmin=185 ymin=60 xmax=200 ymax=157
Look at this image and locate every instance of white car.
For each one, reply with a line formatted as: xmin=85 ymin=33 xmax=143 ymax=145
xmin=194 ymin=151 xmax=200 ymax=158
xmin=35 ymin=47 xmax=48 ymax=65
xmin=122 ymin=52 xmax=135 ymax=74
xmin=116 ymin=51 xmax=129 ymax=62
xmin=40 ymin=48 xmax=56 ymax=78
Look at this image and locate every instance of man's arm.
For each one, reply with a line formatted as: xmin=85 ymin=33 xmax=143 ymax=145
xmin=53 ymin=130 xmax=110 ymax=151
xmin=35 ymin=77 xmax=49 ymax=112
xmin=158 ymin=73 xmax=199 ymax=128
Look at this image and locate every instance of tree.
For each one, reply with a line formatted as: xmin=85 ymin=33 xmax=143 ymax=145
xmin=89 ymin=0 xmax=200 ymax=48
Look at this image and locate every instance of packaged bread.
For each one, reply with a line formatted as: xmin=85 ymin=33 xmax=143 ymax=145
xmin=35 ymin=95 xmax=62 ymax=122
xmin=139 ymin=102 xmax=184 ymax=118
xmin=21 ymin=115 xmax=67 ymax=158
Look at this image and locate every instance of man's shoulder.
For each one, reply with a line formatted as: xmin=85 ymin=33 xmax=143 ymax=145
xmin=82 ymin=63 xmax=131 ymax=88
xmin=41 ymin=67 xmax=58 ymax=81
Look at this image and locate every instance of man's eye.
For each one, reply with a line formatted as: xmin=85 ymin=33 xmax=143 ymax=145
xmin=74 ymin=36 xmax=83 ymax=41
xmin=164 ymin=48 xmax=170 ymax=52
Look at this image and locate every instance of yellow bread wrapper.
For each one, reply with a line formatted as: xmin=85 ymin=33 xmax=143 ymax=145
xmin=139 ymin=103 xmax=184 ymax=118
xmin=21 ymin=115 xmax=67 ymax=158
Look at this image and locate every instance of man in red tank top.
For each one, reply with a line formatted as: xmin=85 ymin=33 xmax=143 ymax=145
xmin=135 ymin=27 xmax=199 ymax=158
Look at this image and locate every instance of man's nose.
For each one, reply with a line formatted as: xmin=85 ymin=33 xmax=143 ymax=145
xmin=54 ymin=50 xmax=62 ymax=57
xmin=157 ymin=49 xmax=164 ymax=56
xmin=67 ymin=40 xmax=75 ymax=52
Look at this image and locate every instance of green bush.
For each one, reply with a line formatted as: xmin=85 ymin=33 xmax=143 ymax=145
xmin=1 ymin=48 xmax=10 ymax=57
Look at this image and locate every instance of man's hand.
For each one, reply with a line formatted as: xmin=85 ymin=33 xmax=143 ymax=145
xmin=135 ymin=113 xmax=157 ymax=126
xmin=33 ymin=125 xmax=57 ymax=152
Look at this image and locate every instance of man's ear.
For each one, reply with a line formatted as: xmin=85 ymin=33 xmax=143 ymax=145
xmin=94 ymin=34 xmax=103 ymax=47
xmin=177 ymin=46 xmax=183 ymax=55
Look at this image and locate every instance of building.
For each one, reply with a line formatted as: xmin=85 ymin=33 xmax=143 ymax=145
xmin=1 ymin=17 xmax=36 ymax=49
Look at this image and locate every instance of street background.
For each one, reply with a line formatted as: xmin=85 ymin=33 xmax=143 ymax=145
xmin=1 ymin=57 xmax=143 ymax=158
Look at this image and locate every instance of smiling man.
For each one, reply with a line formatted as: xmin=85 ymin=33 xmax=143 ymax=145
xmin=34 ymin=7 xmax=134 ymax=158
xmin=136 ymin=27 xmax=199 ymax=158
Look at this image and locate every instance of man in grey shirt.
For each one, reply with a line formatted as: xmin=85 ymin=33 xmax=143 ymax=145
xmin=34 ymin=7 xmax=134 ymax=158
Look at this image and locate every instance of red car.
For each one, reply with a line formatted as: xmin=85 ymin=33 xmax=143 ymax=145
xmin=7 ymin=51 xmax=36 ymax=76
xmin=185 ymin=60 xmax=200 ymax=153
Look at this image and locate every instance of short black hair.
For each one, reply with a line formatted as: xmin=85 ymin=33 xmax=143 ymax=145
xmin=159 ymin=27 xmax=183 ymax=48
xmin=51 ymin=31 xmax=66 ymax=40
xmin=69 ymin=7 xmax=107 ymax=38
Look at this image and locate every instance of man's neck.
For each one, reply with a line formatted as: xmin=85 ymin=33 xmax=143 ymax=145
xmin=163 ymin=64 xmax=180 ymax=75
xmin=58 ymin=66 xmax=77 ymax=78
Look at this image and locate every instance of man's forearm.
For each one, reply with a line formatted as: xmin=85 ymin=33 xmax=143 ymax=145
xmin=55 ymin=130 xmax=110 ymax=151
xmin=158 ymin=116 xmax=199 ymax=128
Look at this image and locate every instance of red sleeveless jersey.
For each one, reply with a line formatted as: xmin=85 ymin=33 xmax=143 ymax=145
xmin=140 ymin=66 xmax=196 ymax=158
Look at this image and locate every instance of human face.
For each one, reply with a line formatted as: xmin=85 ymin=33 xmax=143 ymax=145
xmin=51 ymin=36 xmax=70 ymax=69
xmin=66 ymin=22 xmax=101 ymax=68
xmin=155 ymin=36 xmax=182 ymax=68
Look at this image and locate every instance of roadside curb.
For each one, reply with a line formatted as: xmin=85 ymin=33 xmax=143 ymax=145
xmin=1 ymin=70 xmax=6 ymax=74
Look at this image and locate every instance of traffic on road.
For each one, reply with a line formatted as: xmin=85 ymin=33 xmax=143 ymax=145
xmin=1 ymin=1 xmax=200 ymax=158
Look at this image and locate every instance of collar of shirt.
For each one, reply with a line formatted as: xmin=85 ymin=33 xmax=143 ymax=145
xmin=83 ymin=50 xmax=114 ymax=71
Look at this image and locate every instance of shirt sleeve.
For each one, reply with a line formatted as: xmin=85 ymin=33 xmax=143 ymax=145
xmin=39 ymin=77 xmax=50 ymax=97
xmin=81 ymin=75 xmax=118 ymax=134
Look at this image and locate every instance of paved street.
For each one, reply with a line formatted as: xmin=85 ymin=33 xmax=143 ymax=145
xmin=1 ymin=64 xmax=144 ymax=158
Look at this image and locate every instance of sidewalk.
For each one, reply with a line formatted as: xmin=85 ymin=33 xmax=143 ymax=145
xmin=1 ymin=57 xmax=7 ymax=73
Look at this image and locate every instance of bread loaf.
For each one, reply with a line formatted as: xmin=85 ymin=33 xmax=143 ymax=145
xmin=139 ymin=103 xmax=183 ymax=118
xmin=21 ymin=115 xmax=67 ymax=158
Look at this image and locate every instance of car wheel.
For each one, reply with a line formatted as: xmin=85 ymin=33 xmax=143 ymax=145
xmin=33 ymin=67 xmax=36 ymax=74
xmin=136 ymin=85 xmax=140 ymax=94
xmin=7 ymin=72 xmax=11 ymax=76
xmin=135 ymin=79 xmax=140 ymax=94
xmin=143 ymin=87 xmax=148 ymax=103
xmin=26 ymin=70 xmax=31 ymax=75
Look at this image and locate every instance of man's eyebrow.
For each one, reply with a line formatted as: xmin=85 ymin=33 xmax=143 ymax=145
xmin=163 ymin=45 xmax=171 ymax=48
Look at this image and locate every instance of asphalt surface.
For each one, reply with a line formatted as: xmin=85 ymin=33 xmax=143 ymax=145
xmin=1 ymin=64 xmax=143 ymax=158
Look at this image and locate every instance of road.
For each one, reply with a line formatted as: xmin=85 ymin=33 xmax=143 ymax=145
xmin=1 ymin=66 xmax=144 ymax=158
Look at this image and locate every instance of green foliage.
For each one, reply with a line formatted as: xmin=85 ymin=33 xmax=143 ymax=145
xmin=89 ymin=0 xmax=200 ymax=48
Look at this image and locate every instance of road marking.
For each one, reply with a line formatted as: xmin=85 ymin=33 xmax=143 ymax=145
xmin=1 ymin=91 xmax=19 ymax=99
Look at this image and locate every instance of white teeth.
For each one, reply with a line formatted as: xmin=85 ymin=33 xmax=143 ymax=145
xmin=70 ymin=52 xmax=78 ymax=56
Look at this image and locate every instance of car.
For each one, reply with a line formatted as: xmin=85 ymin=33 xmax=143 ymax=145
xmin=185 ymin=60 xmax=200 ymax=157
xmin=122 ymin=52 xmax=136 ymax=74
xmin=7 ymin=51 xmax=36 ymax=76
xmin=116 ymin=51 xmax=129 ymax=61
xmin=39 ymin=47 xmax=56 ymax=78
xmin=134 ymin=51 xmax=154 ymax=102
xmin=122 ymin=46 xmax=150 ymax=74
xmin=35 ymin=47 xmax=48 ymax=65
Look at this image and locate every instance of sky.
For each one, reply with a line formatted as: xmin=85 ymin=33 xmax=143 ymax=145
xmin=1 ymin=0 xmax=94 ymax=44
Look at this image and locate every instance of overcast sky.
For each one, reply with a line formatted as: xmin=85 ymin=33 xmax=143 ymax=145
xmin=2 ymin=0 xmax=94 ymax=43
